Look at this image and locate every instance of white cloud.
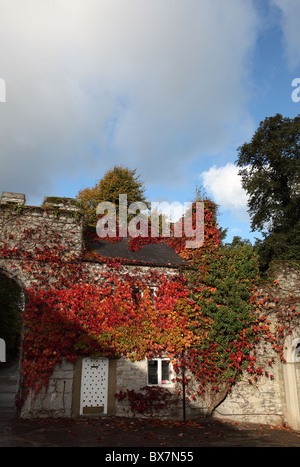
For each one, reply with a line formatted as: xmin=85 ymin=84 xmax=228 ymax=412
xmin=151 ymin=200 xmax=190 ymax=223
xmin=200 ymin=163 xmax=249 ymax=213
xmin=0 ymin=0 xmax=259 ymax=202
xmin=271 ymin=0 xmax=300 ymax=70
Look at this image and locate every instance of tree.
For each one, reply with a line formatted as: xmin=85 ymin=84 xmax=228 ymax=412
xmin=236 ymin=113 xmax=300 ymax=269
xmin=77 ymin=166 xmax=147 ymax=224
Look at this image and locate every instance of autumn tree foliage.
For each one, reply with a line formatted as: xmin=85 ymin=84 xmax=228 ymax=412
xmin=77 ymin=166 xmax=147 ymax=224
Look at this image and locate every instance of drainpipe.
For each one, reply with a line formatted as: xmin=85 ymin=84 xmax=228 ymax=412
xmin=182 ymin=350 xmax=186 ymax=422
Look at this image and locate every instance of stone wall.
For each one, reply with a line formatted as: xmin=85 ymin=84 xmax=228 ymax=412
xmin=115 ymin=358 xmax=183 ymax=420
xmin=20 ymin=360 xmax=75 ymax=419
xmin=0 ymin=192 xmax=179 ymax=289
xmin=0 ymin=193 xmax=85 ymax=288
xmin=2 ymin=193 xmax=300 ymax=428
xmin=211 ymin=353 xmax=285 ymax=426
xmin=0 ymin=191 xmax=181 ymax=420
xmin=210 ymin=262 xmax=300 ymax=428
xmin=18 ymin=262 xmax=300 ymax=427
xmin=19 ymin=356 xmax=183 ymax=420
xmin=0 ymin=195 xmax=84 ymax=256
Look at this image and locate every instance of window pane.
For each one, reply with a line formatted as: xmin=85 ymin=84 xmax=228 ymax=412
xmin=161 ymin=360 xmax=170 ymax=384
xmin=148 ymin=360 xmax=158 ymax=384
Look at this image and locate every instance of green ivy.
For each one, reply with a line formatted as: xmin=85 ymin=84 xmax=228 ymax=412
xmin=187 ymin=241 xmax=260 ymax=385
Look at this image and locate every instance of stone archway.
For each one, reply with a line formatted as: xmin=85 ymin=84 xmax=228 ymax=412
xmin=0 ymin=270 xmax=25 ymax=419
xmin=0 ymin=338 xmax=5 ymax=362
xmin=0 ymin=270 xmax=24 ymax=362
xmin=290 ymin=338 xmax=300 ymax=363
xmin=283 ymin=335 xmax=300 ymax=430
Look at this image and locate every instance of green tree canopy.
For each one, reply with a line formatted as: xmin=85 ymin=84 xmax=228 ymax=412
xmin=77 ymin=166 xmax=147 ymax=224
xmin=236 ymin=113 xmax=300 ymax=269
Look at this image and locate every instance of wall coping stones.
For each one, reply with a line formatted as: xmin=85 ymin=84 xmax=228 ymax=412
xmin=0 ymin=192 xmax=26 ymax=205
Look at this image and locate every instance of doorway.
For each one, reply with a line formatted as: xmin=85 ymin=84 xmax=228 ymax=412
xmin=0 ymin=272 xmax=23 ymax=363
xmin=0 ymin=272 xmax=24 ymax=420
xmin=80 ymin=357 xmax=109 ymax=415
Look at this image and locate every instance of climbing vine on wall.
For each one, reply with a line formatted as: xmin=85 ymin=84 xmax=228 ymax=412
xmin=115 ymin=385 xmax=176 ymax=415
xmin=0 ymin=201 xmax=299 ymax=412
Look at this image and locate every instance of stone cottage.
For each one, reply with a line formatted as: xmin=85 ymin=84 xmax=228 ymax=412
xmin=0 ymin=192 xmax=299 ymax=429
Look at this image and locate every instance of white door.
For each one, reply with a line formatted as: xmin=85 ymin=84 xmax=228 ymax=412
xmin=80 ymin=357 xmax=108 ymax=415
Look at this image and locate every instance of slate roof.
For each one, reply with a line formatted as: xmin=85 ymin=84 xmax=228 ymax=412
xmin=88 ymin=238 xmax=189 ymax=268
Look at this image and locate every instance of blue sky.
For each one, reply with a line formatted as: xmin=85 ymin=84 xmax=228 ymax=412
xmin=0 ymin=0 xmax=299 ymax=244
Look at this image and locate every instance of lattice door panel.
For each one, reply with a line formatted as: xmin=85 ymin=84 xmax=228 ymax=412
xmin=80 ymin=357 xmax=108 ymax=415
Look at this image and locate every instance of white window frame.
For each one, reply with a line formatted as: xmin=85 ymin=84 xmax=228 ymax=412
xmin=147 ymin=357 xmax=174 ymax=387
